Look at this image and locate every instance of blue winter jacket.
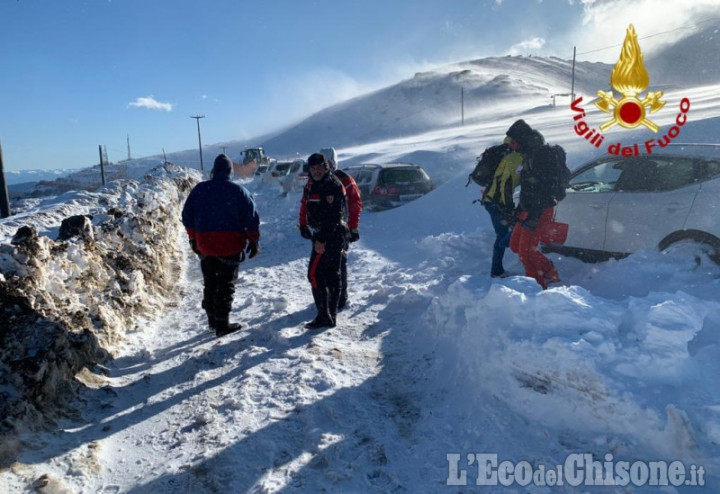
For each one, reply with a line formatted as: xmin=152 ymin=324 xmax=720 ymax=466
xmin=181 ymin=167 xmax=260 ymax=256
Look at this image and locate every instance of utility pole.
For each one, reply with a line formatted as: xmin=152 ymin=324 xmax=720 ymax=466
xmin=571 ymin=46 xmax=577 ymax=102
xmin=98 ymin=145 xmax=106 ymax=186
xmin=0 ymin=139 xmax=11 ymax=218
xmin=191 ymin=115 xmax=205 ymax=172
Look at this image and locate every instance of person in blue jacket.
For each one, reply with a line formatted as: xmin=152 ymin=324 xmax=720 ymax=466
xmin=181 ymin=154 xmax=260 ymax=336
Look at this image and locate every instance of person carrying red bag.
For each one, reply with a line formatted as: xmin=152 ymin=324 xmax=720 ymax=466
xmin=509 ymin=126 xmax=561 ymax=289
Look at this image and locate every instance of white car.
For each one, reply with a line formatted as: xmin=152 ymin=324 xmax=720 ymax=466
xmin=263 ymin=158 xmax=307 ymax=193
xmin=549 ymin=144 xmax=720 ymax=264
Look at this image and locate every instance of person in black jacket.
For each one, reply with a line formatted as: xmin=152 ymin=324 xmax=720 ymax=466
xmin=509 ymin=127 xmax=560 ymax=289
xmin=298 ymin=153 xmax=348 ymax=329
xmin=321 ymin=148 xmax=362 ymax=309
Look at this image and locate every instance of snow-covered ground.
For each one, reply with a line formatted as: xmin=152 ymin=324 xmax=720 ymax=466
xmin=2 ymin=59 xmax=720 ymax=492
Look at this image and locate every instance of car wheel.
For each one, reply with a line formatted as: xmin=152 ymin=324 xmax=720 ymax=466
xmin=659 ymin=231 xmax=720 ymax=268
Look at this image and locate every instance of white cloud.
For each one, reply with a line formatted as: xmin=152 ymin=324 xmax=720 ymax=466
xmin=264 ymin=68 xmax=367 ymax=124
xmin=507 ymin=37 xmax=547 ymax=56
xmin=128 ymin=96 xmax=173 ymax=112
xmin=573 ymin=0 xmax=719 ymax=62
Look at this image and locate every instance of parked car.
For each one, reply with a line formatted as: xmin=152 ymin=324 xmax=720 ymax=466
xmin=254 ymin=162 xmax=270 ymax=177
xmin=290 ymin=158 xmax=310 ymax=191
xmin=547 ymin=144 xmax=720 ymax=264
xmin=261 ymin=158 xmax=307 ymax=192
xmin=341 ymin=163 xmax=434 ymax=210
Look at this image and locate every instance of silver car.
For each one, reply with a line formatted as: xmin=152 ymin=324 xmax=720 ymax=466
xmin=549 ymin=144 xmax=720 ymax=263
xmin=342 ymin=163 xmax=434 ymax=211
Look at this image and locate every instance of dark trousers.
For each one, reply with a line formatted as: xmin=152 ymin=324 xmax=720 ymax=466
xmin=340 ymin=241 xmax=349 ymax=302
xmin=201 ymin=255 xmax=241 ymax=325
xmin=484 ymin=202 xmax=513 ymax=277
xmin=307 ymin=238 xmax=343 ymax=322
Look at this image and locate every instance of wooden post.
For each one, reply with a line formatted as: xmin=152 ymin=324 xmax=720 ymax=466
xmin=0 ymin=139 xmax=11 ymax=218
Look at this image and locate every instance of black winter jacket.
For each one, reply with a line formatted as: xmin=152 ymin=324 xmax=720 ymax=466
xmin=518 ymin=145 xmax=558 ymax=217
xmin=301 ymin=173 xmax=348 ymax=243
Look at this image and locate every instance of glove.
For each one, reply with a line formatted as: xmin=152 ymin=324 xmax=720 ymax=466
xmin=299 ymin=225 xmax=312 ymax=240
xmin=245 ymin=242 xmax=259 ymax=259
xmin=189 ymin=239 xmax=201 ymax=255
xmin=349 ymin=229 xmax=360 ymax=243
xmin=502 ymin=210 xmax=516 ymax=226
xmin=522 ymin=215 xmax=539 ymax=231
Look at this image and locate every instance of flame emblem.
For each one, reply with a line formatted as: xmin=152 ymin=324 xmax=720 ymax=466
xmin=594 ymin=24 xmax=665 ymax=132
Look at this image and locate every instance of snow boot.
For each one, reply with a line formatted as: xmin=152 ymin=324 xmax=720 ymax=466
xmin=206 ymin=310 xmax=217 ymax=330
xmin=328 ymin=286 xmax=340 ymax=326
xmin=338 ymin=290 xmax=348 ymax=310
xmin=304 ymin=316 xmax=336 ymax=330
xmin=215 ymin=316 xmax=241 ymax=337
xmin=309 ymin=287 xmax=334 ymax=326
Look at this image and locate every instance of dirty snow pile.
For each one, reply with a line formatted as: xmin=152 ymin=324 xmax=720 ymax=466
xmin=0 ymin=164 xmax=198 ymax=465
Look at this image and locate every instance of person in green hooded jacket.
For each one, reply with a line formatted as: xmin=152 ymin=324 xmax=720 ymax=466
xmin=480 ymin=120 xmax=530 ymax=278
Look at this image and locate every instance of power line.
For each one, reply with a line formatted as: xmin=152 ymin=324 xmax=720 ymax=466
xmin=576 ymin=17 xmax=720 ymax=56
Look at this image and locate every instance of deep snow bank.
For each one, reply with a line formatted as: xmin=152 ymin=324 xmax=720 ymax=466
xmin=0 ymin=164 xmax=199 ymax=466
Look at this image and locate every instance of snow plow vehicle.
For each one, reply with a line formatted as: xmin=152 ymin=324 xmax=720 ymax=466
xmin=234 ymin=147 xmax=271 ymax=178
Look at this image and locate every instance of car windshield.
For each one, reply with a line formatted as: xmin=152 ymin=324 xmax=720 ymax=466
xmin=274 ymin=163 xmax=291 ymax=174
xmin=380 ymin=168 xmax=426 ymax=184
xmin=246 ymin=149 xmax=262 ymax=160
xmin=570 ymin=160 xmax=623 ymax=192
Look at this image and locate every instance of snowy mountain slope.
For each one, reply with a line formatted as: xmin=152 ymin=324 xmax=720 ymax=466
xmin=647 ymin=19 xmax=720 ymax=87
xmin=259 ymin=56 xmax=611 ymax=157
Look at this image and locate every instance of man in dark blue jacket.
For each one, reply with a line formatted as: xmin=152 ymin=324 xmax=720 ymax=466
xmin=182 ymin=154 xmax=260 ymax=336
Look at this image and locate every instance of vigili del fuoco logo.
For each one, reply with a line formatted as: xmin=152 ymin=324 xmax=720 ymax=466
xmin=570 ymin=24 xmax=691 ymax=156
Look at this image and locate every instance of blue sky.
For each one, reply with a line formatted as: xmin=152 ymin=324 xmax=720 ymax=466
xmin=0 ymin=0 xmax=715 ymax=172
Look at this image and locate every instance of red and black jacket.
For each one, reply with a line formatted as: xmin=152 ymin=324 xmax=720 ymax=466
xmin=332 ymin=169 xmax=362 ymax=230
xmin=299 ymin=172 xmax=347 ymax=243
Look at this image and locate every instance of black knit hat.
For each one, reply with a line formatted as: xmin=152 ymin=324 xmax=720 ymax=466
xmin=307 ymin=153 xmax=329 ymax=169
xmin=213 ymin=154 xmax=233 ymax=174
xmin=506 ymin=119 xmax=533 ymax=149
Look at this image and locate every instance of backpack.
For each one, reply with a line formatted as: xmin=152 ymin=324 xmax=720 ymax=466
xmin=552 ymin=145 xmax=571 ymax=202
xmin=466 ymin=143 xmax=512 ymax=188
xmin=531 ymin=144 xmax=571 ymax=202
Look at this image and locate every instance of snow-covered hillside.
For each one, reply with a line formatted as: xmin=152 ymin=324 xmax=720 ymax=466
xmin=2 ymin=41 xmax=720 ymax=492
xmin=647 ymin=20 xmax=720 ymax=87
xmin=259 ymin=56 xmax=611 ymax=158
